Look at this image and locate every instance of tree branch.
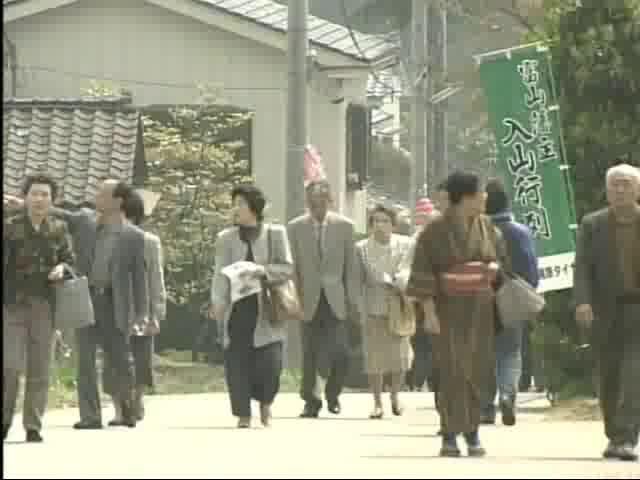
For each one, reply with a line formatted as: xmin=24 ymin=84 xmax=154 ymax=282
xmin=497 ymin=6 xmax=536 ymax=32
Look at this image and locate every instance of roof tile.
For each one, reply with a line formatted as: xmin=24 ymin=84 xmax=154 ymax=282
xmin=3 ymin=97 xmax=142 ymax=205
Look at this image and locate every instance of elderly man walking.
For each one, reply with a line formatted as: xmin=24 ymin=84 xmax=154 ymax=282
xmin=287 ymin=180 xmax=360 ymax=418
xmin=574 ymin=163 xmax=640 ymax=462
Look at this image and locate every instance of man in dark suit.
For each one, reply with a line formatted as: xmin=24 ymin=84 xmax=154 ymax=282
xmin=574 ymin=163 xmax=640 ymax=462
xmin=51 ymin=180 xmax=149 ymax=429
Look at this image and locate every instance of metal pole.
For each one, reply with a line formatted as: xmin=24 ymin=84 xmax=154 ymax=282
xmin=410 ymin=0 xmax=428 ymax=230
xmin=429 ymin=3 xmax=447 ymax=190
xmin=286 ymin=0 xmax=308 ymax=221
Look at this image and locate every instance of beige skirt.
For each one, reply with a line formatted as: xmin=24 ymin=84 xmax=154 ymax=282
xmin=363 ymin=314 xmax=414 ymax=375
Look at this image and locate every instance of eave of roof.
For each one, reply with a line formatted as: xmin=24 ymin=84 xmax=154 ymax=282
xmin=4 ymin=0 xmax=398 ymax=65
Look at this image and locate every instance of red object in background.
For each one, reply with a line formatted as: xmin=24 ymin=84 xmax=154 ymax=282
xmin=415 ymin=197 xmax=434 ymax=225
xmin=304 ymin=145 xmax=326 ymax=186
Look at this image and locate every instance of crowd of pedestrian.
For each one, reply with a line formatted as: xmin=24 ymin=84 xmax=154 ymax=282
xmin=3 ymin=163 xmax=639 ymax=462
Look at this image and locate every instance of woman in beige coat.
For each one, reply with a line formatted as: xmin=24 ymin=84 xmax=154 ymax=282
xmin=356 ymin=205 xmax=414 ymax=419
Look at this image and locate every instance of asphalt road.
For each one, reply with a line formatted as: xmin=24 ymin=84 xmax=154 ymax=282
xmin=3 ymin=392 xmax=639 ymax=479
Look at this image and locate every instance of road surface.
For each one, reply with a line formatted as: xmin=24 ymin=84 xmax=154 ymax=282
xmin=3 ymin=392 xmax=639 ymax=479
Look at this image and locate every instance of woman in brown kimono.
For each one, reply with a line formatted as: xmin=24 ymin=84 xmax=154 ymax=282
xmin=407 ymin=171 xmax=508 ymax=458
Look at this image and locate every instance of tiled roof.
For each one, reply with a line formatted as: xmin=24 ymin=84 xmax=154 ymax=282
xmin=197 ymin=0 xmax=396 ymax=62
xmin=3 ymin=96 xmax=145 ymax=205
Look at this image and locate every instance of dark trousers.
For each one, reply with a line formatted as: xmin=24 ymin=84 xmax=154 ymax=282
xmin=224 ymin=341 xmax=283 ymax=418
xmin=103 ymin=336 xmax=154 ymax=395
xmin=484 ymin=323 xmax=524 ymax=415
xmin=3 ymin=299 xmax=53 ymax=432
xmin=300 ymin=293 xmax=350 ymax=406
xmin=407 ymin=332 xmax=436 ymax=391
xmin=76 ymin=289 xmax=134 ymax=423
xmin=598 ymin=303 xmax=640 ymax=446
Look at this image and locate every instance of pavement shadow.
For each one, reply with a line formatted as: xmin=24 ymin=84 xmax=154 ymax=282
xmin=512 ymin=456 xmax=619 ymax=463
xmin=360 ymin=433 xmax=440 ymax=439
xmin=275 ymin=416 xmax=372 ymax=422
xmin=165 ymin=425 xmax=243 ymax=430
xmin=361 ymin=455 xmax=609 ymax=463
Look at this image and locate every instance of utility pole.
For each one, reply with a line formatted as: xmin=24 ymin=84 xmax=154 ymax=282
xmin=286 ymin=0 xmax=308 ymax=221
xmin=428 ymin=3 xmax=448 ymax=190
xmin=409 ymin=0 xmax=428 ymax=228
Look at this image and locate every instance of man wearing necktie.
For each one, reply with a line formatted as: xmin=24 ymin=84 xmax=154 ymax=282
xmin=287 ymin=180 xmax=360 ymax=417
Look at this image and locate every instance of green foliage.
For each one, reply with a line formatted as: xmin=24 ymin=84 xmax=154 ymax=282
xmin=143 ymin=88 xmax=253 ymax=312
xmin=534 ymin=0 xmax=640 ymax=217
xmin=531 ymin=291 xmax=596 ymax=400
xmin=522 ymin=2 xmax=639 ymax=398
xmin=84 ymin=81 xmax=252 ymax=317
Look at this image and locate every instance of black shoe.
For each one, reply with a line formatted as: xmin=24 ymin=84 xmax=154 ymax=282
xmin=439 ymin=434 xmax=461 ymax=457
xmin=299 ymin=402 xmax=321 ymax=418
xmin=73 ymin=420 xmax=103 ymax=430
xmin=464 ymin=431 xmax=486 ymax=457
xmin=26 ymin=430 xmax=43 ymax=443
xmin=121 ymin=401 xmax=137 ymax=428
xmin=327 ymin=400 xmax=341 ymax=415
xmin=500 ymin=397 xmax=516 ymax=426
xmin=618 ymin=443 xmax=638 ymax=462
xmin=3 ymin=425 xmax=10 ymax=441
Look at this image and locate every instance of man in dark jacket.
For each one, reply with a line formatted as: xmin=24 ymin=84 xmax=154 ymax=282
xmin=482 ymin=178 xmax=540 ymax=426
xmin=574 ymin=164 xmax=640 ymax=461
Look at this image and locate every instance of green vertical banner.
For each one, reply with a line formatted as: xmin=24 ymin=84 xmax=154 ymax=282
xmin=477 ymin=43 xmax=577 ymax=293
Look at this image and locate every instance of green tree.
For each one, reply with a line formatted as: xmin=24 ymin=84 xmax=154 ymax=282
xmin=84 ymin=82 xmax=252 ymax=333
xmin=537 ymin=0 xmax=640 ymax=217
xmin=142 ymin=87 xmax=252 ymax=313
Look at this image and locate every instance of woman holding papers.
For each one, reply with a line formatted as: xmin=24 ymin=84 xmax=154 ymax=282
xmin=210 ymin=184 xmax=294 ymax=428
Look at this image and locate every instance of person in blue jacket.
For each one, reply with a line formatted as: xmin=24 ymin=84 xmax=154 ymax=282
xmin=482 ymin=178 xmax=540 ymax=426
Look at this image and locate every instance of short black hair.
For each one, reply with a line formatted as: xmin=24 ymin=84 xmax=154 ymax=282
xmin=124 ymin=190 xmax=146 ymax=226
xmin=368 ymin=204 xmax=397 ymax=228
xmin=22 ymin=173 xmax=58 ymax=200
xmin=485 ymin=178 xmax=510 ymax=215
xmin=112 ymin=181 xmax=134 ymax=212
xmin=446 ymin=171 xmax=482 ymax=205
xmin=231 ymin=184 xmax=267 ymax=222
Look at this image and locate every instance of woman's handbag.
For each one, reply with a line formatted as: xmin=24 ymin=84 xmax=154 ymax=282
xmin=440 ymin=261 xmax=494 ymax=296
xmin=387 ymin=291 xmax=416 ymax=337
xmin=266 ymin=226 xmax=304 ymax=324
xmin=496 ymin=272 xmax=546 ymax=327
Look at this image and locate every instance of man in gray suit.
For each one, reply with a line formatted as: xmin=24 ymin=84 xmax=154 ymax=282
xmin=574 ymin=163 xmax=640 ymax=462
xmin=52 ymin=180 xmax=148 ymax=429
xmin=287 ymin=180 xmax=359 ymax=417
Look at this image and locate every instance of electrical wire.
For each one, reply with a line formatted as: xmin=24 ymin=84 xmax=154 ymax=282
xmin=14 ymin=64 xmax=286 ymax=91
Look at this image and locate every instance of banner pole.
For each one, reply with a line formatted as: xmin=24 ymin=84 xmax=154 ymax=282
xmin=543 ymin=50 xmax=579 ymax=233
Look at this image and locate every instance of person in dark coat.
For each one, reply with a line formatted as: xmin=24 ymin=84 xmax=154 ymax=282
xmin=574 ymin=163 xmax=640 ymax=462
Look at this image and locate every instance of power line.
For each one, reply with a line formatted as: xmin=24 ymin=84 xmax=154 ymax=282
xmin=14 ymin=64 xmax=286 ymax=92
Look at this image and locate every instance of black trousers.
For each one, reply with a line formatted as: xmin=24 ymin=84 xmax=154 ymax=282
xmin=76 ymin=289 xmax=134 ymax=422
xmin=598 ymin=303 xmax=640 ymax=446
xmin=300 ymin=292 xmax=350 ymax=406
xmin=407 ymin=332 xmax=436 ymax=390
xmin=224 ymin=341 xmax=283 ymax=418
